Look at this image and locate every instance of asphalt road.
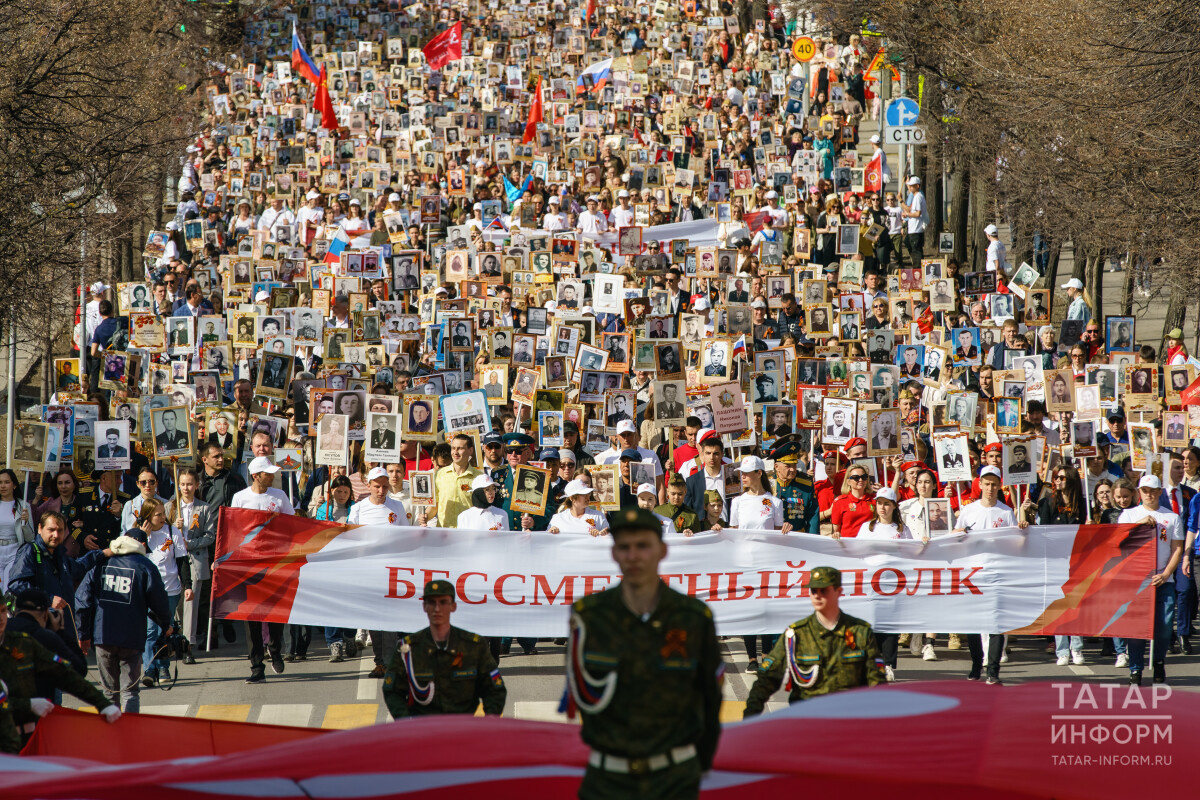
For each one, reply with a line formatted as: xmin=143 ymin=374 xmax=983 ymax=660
xmin=61 ymin=626 xmax=1200 ymax=728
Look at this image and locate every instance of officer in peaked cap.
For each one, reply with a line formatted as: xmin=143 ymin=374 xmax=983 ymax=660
xmin=382 ymin=580 xmax=506 ymax=719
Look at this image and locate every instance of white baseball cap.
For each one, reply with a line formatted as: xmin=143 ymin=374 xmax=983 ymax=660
xmin=765 ymin=190 xmax=778 ymax=199
xmin=984 ymin=224 xmax=998 ymax=236
xmin=751 ymin=298 xmax=768 ymax=309
xmin=979 ymin=466 xmax=1002 ymax=480
xmin=616 ymin=419 xmax=637 ymax=435
xmin=907 ymin=176 xmax=921 ymax=185
xmin=1061 ymin=278 xmax=1084 ymax=290
xmin=737 ymin=455 xmax=766 ymax=473
xmin=875 ymin=488 xmax=897 ymax=502
xmin=254 ymin=290 xmax=271 ymax=302
xmin=367 ymin=467 xmax=389 ymax=482
xmin=306 ymin=189 xmax=322 ymax=200
xmin=388 ymin=192 xmax=402 ymax=202
xmin=564 ymin=479 xmax=594 ymax=497
xmin=349 ymin=198 xmax=361 ymax=206
xmin=548 ymin=195 xmax=561 ymax=204
xmin=636 ymin=483 xmax=657 ymax=497
xmin=470 ymin=474 xmax=496 ymax=490
xmin=692 ymin=296 xmax=711 ymax=311
xmin=869 ymin=134 xmax=880 ymax=144
xmin=1138 ymin=475 xmax=1162 ymax=489
xmin=434 ymin=286 xmax=449 ymax=295
xmin=617 ymin=189 xmax=629 ymax=198
xmin=89 ymin=281 xmax=110 ymax=294
xmin=248 ymin=456 xmax=280 ymax=475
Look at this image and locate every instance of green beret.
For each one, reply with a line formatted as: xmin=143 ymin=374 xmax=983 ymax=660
xmin=421 ymin=580 xmax=455 ymax=599
xmin=806 ymin=566 xmax=842 ymax=590
xmin=607 ymin=507 xmax=664 ymax=538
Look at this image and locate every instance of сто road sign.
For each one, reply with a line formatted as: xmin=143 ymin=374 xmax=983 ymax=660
xmin=886 ymin=127 xmax=926 ymax=145
xmin=791 ymin=36 xmax=816 ymax=63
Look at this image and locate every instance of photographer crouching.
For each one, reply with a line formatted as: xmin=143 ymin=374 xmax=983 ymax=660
xmin=75 ymin=527 xmax=173 ymax=713
xmin=8 ymin=589 xmax=88 ymax=689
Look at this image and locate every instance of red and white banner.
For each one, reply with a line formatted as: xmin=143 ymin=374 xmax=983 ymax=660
xmin=213 ymin=510 xmax=1155 ymax=638
xmin=9 ymin=682 xmax=1197 ymax=797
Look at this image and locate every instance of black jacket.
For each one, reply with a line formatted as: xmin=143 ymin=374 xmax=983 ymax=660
xmin=199 ymin=467 xmax=247 ymax=509
xmin=75 ymin=538 xmax=171 ymax=651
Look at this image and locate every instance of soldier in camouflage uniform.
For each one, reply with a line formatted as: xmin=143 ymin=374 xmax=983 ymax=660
xmin=382 ymin=580 xmax=506 ymax=719
xmin=0 ymin=598 xmax=119 ymax=748
xmin=568 ymin=507 xmax=722 ymax=800
xmin=654 ymin=475 xmax=699 ymax=535
xmin=744 ymin=566 xmax=885 ymax=716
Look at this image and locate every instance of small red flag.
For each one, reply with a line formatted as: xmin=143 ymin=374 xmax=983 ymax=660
xmin=743 ymin=210 xmax=768 ymax=234
xmin=315 ymin=66 xmax=337 ymax=131
xmin=917 ymin=305 xmax=936 ymax=334
xmin=1181 ymin=374 xmax=1200 ymax=406
xmin=865 ymin=151 xmax=883 ymax=193
xmin=523 ymin=77 xmax=544 ymax=145
xmin=422 ymin=21 xmax=463 ymax=71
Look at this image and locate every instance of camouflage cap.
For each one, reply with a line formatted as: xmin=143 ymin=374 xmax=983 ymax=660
xmin=421 ymin=580 xmax=455 ymax=599
xmin=607 ymin=507 xmax=664 ymax=538
xmin=806 ymin=566 xmax=842 ymax=590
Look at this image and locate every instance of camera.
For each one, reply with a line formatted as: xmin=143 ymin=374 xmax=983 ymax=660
xmin=156 ymin=632 xmax=190 ymax=660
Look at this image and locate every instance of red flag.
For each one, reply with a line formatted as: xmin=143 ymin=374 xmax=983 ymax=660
xmin=917 ymin=305 xmax=936 ymax=334
xmin=1181 ymin=374 xmax=1200 ymax=406
xmin=865 ymin=151 xmax=883 ymax=193
xmin=522 ymin=77 xmax=544 ymax=145
xmin=422 ymin=21 xmax=463 ymax=71
xmin=744 ymin=210 xmax=768 ymax=234
xmin=586 ymin=0 xmax=597 ymax=20
xmin=315 ymin=66 xmax=337 ymax=131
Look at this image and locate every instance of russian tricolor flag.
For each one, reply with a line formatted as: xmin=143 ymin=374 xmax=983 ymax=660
xmin=575 ymin=58 xmax=613 ymax=96
xmin=292 ymin=23 xmax=322 ymax=86
xmin=323 ymin=227 xmax=350 ymax=264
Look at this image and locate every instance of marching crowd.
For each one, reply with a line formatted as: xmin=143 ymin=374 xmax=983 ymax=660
xmin=1 ymin=0 xmax=1198 ymax=750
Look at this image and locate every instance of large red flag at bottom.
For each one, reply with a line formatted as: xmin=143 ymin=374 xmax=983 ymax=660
xmin=522 ymin=78 xmax=544 ymax=145
xmin=315 ymin=66 xmax=337 ymax=131
xmin=422 ymin=21 xmax=463 ymax=71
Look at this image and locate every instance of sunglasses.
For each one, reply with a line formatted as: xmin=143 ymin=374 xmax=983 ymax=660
xmin=847 ymin=474 xmax=867 ymax=482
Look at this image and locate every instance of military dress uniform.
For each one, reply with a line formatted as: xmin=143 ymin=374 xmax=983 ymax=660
xmin=744 ymin=567 xmax=885 ymax=716
xmin=77 ymin=487 xmax=131 ymax=550
xmin=0 ymin=631 xmax=111 ymax=740
xmin=492 ymin=433 xmax=552 ymax=531
xmin=568 ymin=508 xmax=722 ymax=800
xmin=768 ymin=442 xmax=820 ymax=535
xmin=382 ymin=581 xmax=506 ymax=719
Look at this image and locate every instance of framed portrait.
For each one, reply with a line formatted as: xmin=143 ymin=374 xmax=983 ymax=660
xmin=945 ymin=391 xmax=979 ymax=432
xmin=410 ymin=470 xmax=436 ymax=507
xmin=821 ymin=397 xmax=857 ymax=446
xmin=994 ymin=396 xmax=1023 ymax=433
xmin=1074 ymin=384 xmax=1102 ymax=422
xmin=1163 ymin=410 xmax=1189 ymax=449
xmin=480 ymin=366 xmax=510 ymax=406
xmin=585 ymin=464 xmax=621 ymax=511
xmin=866 ymin=408 xmax=901 ymax=456
xmin=923 ymin=346 xmax=949 ymax=386
xmin=1166 ymin=365 xmax=1194 ymax=405
xmin=1044 ymin=369 xmax=1075 ymax=413
xmin=654 ymin=341 xmax=684 ymax=379
xmin=700 ymin=340 xmax=729 ymax=381
xmin=91 ymin=420 xmax=131 ymax=472
xmin=653 ymin=380 xmax=688 ymax=426
xmin=315 ymin=413 xmax=350 ymax=466
xmin=933 ymin=431 xmax=972 ymax=482
xmin=511 ymin=333 xmax=538 ymax=366
xmin=1024 ymin=289 xmax=1051 ymax=324
xmin=364 ymin=411 xmax=401 ymax=463
xmin=924 ymin=497 xmax=952 ymax=534
xmin=1128 ymin=422 xmax=1157 ymax=472
xmin=1071 ymin=419 xmax=1099 ymax=458
xmin=538 ymin=411 xmax=565 ymax=448
xmin=401 ymin=395 xmax=438 ymax=442
xmin=151 ymin=405 xmax=191 ymax=459
xmin=836 ymin=224 xmax=860 ymax=255
xmin=1105 ymin=316 xmax=1136 ymax=353
xmin=511 ymin=367 xmax=540 ymax=406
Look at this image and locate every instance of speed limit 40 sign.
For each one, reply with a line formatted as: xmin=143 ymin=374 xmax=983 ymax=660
xmin=791 ymin=36 xmax=816 ymax=62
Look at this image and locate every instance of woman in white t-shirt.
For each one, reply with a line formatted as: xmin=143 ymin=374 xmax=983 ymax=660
xmin=728 ymin=456 xmax=785 ymax=531
xmin=857 ymin=488 xmax=909 ymax=681
xmin=136 ymin=499 xmax=191 ymax=685
xmin=455 ymin=474 xmax=510 ymax=531
xmin=897 ymin=469 xmax=940 ymax=543
xmin=548 ymin=480 xmax=609 ymax=536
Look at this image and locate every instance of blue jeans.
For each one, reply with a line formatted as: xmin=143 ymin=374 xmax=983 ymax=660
xmin=145 ymin=594 xmax=180 ymax=674
xmin=1175 ymin=553 xmax=1197 ymax=638
xmin=1054 ymin=635 xmax=1082 ymax=658
xmin=323 ymin=626 xmax=353 ymax=646
xmin=1128 ymin=584 xmax=1175 ymax=673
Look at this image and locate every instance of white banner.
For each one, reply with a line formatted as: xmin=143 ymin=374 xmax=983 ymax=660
xmin=222 ymin=522 xmax=1152 ymax=637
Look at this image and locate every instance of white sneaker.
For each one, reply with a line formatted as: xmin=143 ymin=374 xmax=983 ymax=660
xmin=1000 ymin=649 xmax=1009 ymax=664
xmin=885 ymin=665 xmax=895 ymax=682
xmin=1072 ymin=652 xmax=1085 ymax=666
xmin=1056 ymin=655 xmax=1069 ymax=666
xmin=1115 ymin=654 xmax=1129 ymax=668
xmin=922 ymin=643 xmax=937 ymax=661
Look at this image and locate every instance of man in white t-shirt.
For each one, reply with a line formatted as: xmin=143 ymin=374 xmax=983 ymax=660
xmin=542 ymin=196 xmax=570 ymax=231
xmin=347 ymin=466 xmax=409 ymax=677
xmin=984 ymin=224 xmax=1007 ymax=275
xmin=229 ymin=456 xmax=292 ymax=683
xmin=1117 ymin=475 xmax=1185 ymax=685
xmin=348 ymin=467 xmax=410 ymax=527
xmin=576 ymin=195 xmax=609 ymax=235
xmin=610 ymin=189 xmax=635 ymax=229
xmin=902 ymin=176 xmax=927 ymax=265
xmin=953 ymin=466 xmax=1027 ymax=684
xmin=596 ymin=420 xmax=664 ymax=482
